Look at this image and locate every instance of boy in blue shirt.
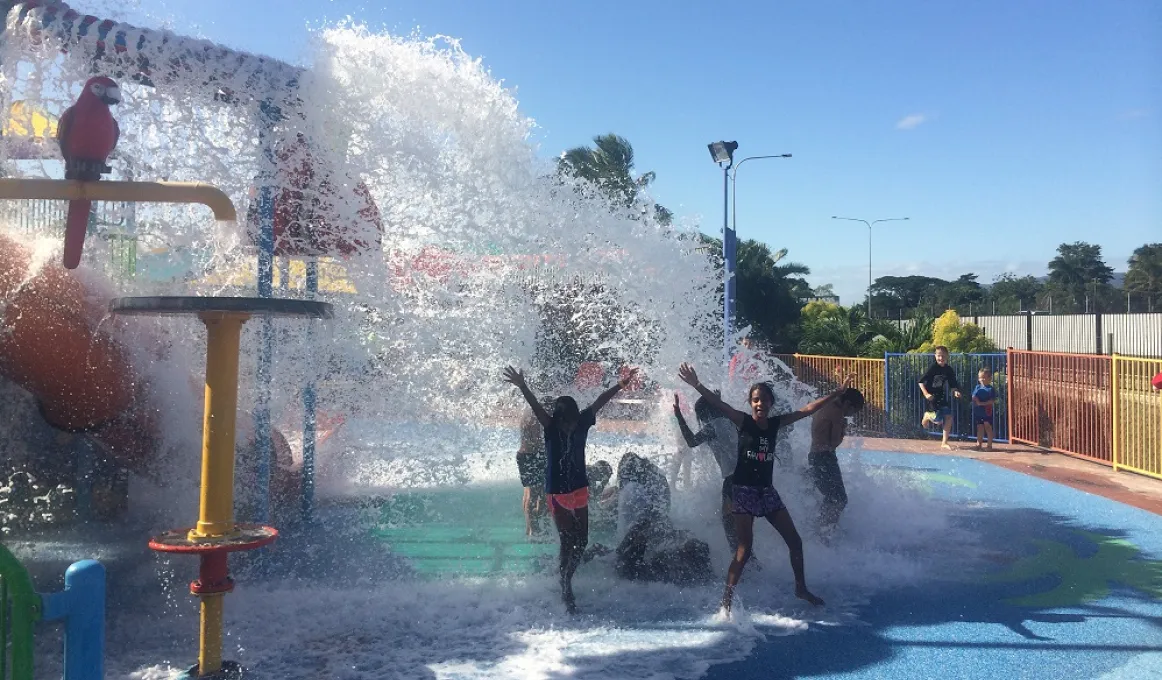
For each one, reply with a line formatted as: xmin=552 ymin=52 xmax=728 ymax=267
xmin=971 ymin=367 xmax=997 ymax=451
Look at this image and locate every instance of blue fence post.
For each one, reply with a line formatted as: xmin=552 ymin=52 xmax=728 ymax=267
xmin=883 ymin=352 xmax=892 ymax=437
xmin=301 ymin=258 xmax=319 ymax=522
xmin=40 ymin=560 xmax=105 ymax=680
xmin=253 ymin=101 xmax=279 ymax=526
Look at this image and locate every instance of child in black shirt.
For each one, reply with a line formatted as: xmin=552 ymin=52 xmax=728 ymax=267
xmin=918 ymin=346 xmax=963 ymax=450
xmin=679 ymin=362 xmax=851 ymax=613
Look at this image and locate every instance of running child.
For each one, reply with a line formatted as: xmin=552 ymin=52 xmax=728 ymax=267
xmin=679 ymin=362 xmax=850 ymax=612
xmin=971 ymin=367 xmax=997 ymax=451
xmin=919 ymin=346 xmax=963 ymax=450
xmin=808 ymin=386 xmax=865 ymax=534
xmin=503 ymin=365 xmax=638 ymax=614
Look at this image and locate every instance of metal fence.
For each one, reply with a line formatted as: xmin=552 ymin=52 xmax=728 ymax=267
xmin=769 ymin=350 xmax=1161 ymax=481
xmin=885 ymin=353 xmax=1009 ymax=443
xmin=0 ymin=198 xmax=137 ymax=278
xmin=885 ymin=313 xmax=1162 ymax=358
xmin=1112 ymin=355 xmax=1162 ymax=480
xmin=775 ymin=354 xmax=887 ymax=434
xmin=1007 ymin=350 xmax=1113 ymax=464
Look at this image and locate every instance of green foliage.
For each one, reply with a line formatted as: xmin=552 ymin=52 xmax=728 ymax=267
xmin=1045 ymin=241 xmax=1116 ymax=312
xmin=866 ymin=315 xmax=934 ymax=355
xmin=799 ymin=305 xmax=932 ymax=357
xmin=1124 ymin=243 xmax=1162 ymax=311
xmin=915 ymin=310 xmax=998 ymax=353
xmin=557 ymin=133 xmax=671 ymax=225
xmin=700 ymin=236 xmax=810 ymax=352
xmin=989 ymin=273 xmax=1044 ymax=313
xmin=801 ymin=300 xmax=845 ymax=325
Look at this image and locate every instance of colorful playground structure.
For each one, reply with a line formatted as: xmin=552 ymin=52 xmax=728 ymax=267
xmin=0 ymin=175 xmax=333 ymax=679
xmin=112 ymin=295 xmax=330 ymax=678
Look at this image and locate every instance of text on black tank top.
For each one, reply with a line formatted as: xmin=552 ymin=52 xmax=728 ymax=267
xmin=732 ymin=415 xmax=781 ymax=488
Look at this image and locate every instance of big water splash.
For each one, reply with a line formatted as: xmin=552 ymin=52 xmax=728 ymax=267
xmin=1 ymin=12 xmax=981 ymax=679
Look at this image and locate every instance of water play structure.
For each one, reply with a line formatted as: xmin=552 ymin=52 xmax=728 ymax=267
xmin=3 ymin=3 xmax=1158 ymax=680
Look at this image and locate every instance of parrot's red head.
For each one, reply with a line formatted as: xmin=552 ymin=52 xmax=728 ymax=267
xmin=81 ymin=76 xmax=121 ymax=106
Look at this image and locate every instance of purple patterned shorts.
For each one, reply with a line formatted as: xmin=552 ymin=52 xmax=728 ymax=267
xmin=731 ymin=485 xmax=787 ymax=517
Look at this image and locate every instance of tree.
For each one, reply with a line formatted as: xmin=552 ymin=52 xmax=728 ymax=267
xmin=866 ymin=315 xmax=935 ymax=355
xmin=798 ymin=304 xmax=932 ymax=357
xmin=699 ymin=236 xmax=809 ymax=352
xmin=1124 ymin=243 xmax=1162 ymax=311
xmin=916 ymin=310 xmax=998 ymax=354
xmin=558 ymin=133 xmax=671 ymax=225
xmin=1047 ymin=242 xmax=1115 ymax=312
xmin=988 ymin=273 xmax=1045 ymax=314
xmin=937 ymin=273 xmax=985 ymax=312
xmin=867 ymin=275 xmax=948 ymax=317
xmin=799 ymin=305 xmax=878 ymax=357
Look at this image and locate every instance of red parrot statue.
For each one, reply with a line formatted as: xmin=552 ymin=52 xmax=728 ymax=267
xmin=56 ymin=76 xmax=121 ymax=269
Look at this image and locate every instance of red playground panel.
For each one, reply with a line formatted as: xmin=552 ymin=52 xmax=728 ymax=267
xmin=618 ymin=365 xmax=644 ymax=391
xmin=575 ymin=362 xmax=605 ymax=390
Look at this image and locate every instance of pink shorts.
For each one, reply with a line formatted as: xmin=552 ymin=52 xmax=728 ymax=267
xmin=547 ymin=487 xmax=590 ymax=512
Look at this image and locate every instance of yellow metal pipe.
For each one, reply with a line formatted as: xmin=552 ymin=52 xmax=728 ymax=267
xmin=191 ymin=313 xmax=248 ymax=539
xmin=198 ymin=594 xmax=225 ymax=675
xmin=0 ymin=178 xmax=237 ymax=221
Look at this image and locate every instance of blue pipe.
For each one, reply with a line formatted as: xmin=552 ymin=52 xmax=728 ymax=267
xmin=40 ymin=560 xmax=105 ymax=680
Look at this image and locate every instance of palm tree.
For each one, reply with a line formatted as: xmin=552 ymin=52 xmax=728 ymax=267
xmin=866 ymin=315 xmax=935 ymax=355
xmin=558 ymin=134 xmax=671 ymax=224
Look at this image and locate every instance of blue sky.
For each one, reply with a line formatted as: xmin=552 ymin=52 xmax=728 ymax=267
xmin=116 ymin=0 xmax=1159 ymax=305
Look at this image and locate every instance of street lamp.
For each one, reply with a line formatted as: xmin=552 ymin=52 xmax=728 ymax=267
xmin=831 ymin=216 xmax=910 ymax=318
xmin=707 ymin=142 xmax=792 ymax=365
xmin=707 ymin=141 xmax=738 ymax=365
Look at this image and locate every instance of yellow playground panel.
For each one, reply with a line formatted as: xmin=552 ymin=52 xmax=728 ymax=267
xmin=1112 ymin=354 xmax=1162 ymax=480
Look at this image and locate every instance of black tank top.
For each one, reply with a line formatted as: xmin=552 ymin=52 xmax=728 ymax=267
xmin=732 ymin=415 xmax=781 ymax=488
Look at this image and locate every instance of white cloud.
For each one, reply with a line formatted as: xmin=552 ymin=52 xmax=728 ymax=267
xmin=895 ymin=113 xmax=929 ymax=130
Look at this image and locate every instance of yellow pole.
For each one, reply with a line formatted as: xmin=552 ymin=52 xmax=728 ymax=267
xmin=191 ymin=312 xmax=248 ymax=539
xmin=1111 ymin=353 xmax=1119 ymax=472
xmin=0 ymin=178 xmax=237 ymax=221
xmin=199 ymin=594 xmax=225 ymax=674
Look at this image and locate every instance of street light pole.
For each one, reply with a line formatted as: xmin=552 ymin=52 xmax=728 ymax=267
xmin=708 ymin=141 xmax=739 ymax=366
xmin=831 ymin=216 xmax=910 ymax=317
xmin=731 ymin=154 xmax=793 ymax=239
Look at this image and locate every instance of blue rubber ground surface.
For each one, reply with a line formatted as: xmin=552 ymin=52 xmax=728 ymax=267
xmin=711 ymin=451 xmax=1162 ymax=680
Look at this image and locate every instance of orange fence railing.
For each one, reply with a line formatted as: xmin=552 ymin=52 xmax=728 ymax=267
xmin=1007 ymin=349 xmax=1113 ymax=464
xmin=759 ymin=350 xmax=1159 ymax=482
xmin=775 ymin=354 xmax=886 ymax=435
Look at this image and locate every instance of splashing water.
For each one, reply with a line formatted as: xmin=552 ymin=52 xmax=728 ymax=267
xmin=1 ymin=14 xmax=980 ymax=680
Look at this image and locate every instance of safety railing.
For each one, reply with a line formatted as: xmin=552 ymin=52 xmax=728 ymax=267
xmin=886 ymin=353 xmax=1009 ymax=442
xmin=781 ymin=354 xmax=887 ymax=435
xmin=760 ymin=349 xmax=1160 ymax=481
xmin=1112 ymin=354 xmax=1162 ymax=480
xmin=1007 ymin=349 xmax=1113 ymax=464
xmin=0 ymin=543 xmax=105 ymax=680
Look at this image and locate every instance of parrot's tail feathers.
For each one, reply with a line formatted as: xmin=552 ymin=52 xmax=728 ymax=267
xmin=64 ymin=159 xmax=112 ymax=182
xmin=62 ymin=200 xmax=92 ymax=269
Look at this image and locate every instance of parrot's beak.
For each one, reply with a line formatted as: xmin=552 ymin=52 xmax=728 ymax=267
xmin=101 ymin=85 xmax=122 ymax=106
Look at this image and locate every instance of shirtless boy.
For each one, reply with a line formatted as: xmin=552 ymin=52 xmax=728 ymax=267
xmin=808 ymin=387 xmax=865 ymax=532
